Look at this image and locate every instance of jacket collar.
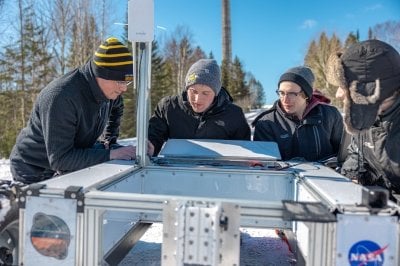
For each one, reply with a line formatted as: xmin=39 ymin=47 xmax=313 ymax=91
xmin=81 ymin=60 xmax=109 ymax=103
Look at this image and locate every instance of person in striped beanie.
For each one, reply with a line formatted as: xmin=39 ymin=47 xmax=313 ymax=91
xmin=92 ymin=37 xmax=134 ymax=85
xmin=10 ymin=37 xmax=140 ymax=183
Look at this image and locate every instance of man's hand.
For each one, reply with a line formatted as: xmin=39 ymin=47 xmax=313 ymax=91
xmin=147 ymin=141 xmax=155 ymax=157
xmin=110 ymin=145 xmax=136 ymax=160
xmin=109 ymin=141 xmax=154 ymax=160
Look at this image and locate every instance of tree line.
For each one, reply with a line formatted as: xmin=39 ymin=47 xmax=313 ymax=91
xmin=0 ymin=0 xmax=398 ymax=158
xmin=305 ymin=21 xmax=399 ymax=108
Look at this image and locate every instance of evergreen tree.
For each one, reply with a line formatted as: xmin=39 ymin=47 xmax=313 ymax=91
xmin=1 ymin=2 xmax=54 ymax=125
xmin=119 ymin=81 xmax=136 ymax=139
xmin=0 ymin=91 xmax=20 ymax=157
xmin=247 ymin=73 xmax=265 ymax=109
xmin=150 ymin=40 xmax=171 ymax=112
xmin=0 ymin=1 xmax=54 ymax=157
xmin=221 ymin=58 xmax=230 ymax=90
xmin=304 ymin=32 xmax=342 ymax=106
xmin=229 ymin=56 xmax=250 ymax=110
xmin=344 ymin=32 xmax=359 ymax=49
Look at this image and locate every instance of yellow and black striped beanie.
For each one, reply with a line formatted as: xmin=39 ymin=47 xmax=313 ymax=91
xmin=93 ymin=37 xmax=133 ymax=81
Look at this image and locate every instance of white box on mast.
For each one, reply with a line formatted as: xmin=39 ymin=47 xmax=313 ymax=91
xmin=128 ymin=0 xmax=154 ymax=42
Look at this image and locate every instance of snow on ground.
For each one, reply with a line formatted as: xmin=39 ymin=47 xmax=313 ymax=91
xmin=245 ymin=108 xmax=266 ymax=125
xmin=0 ymin=156 xmax=296 ymax=266
xmin=0 ymin=158 xmax=11 ymax=180
xmin=119 ymin=224 xmax=295 ymax=266
xmin=0 ymin=108 xmax=297 ymax=265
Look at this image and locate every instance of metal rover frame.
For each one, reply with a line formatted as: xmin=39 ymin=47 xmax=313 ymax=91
xmin=17 ymin=148 xmax=400 ymax=265
xmin=17 ymin=1 xmax=400 ymax=265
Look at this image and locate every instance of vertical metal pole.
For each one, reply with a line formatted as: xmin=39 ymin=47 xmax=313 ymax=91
xmin=135 ymin=42 xmax=152 ymax=166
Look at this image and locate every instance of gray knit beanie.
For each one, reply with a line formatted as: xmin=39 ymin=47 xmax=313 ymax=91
xmin=185 ymin=59 xmax=221 ymax=95
xmin=278 ymin=66 xmax=315 ymax=98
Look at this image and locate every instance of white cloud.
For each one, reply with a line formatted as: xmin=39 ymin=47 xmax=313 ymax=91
xmin=300 ymin=19 xmax=317 ymax=29
xmin=364 ymin=4 xmax=383 ymax=11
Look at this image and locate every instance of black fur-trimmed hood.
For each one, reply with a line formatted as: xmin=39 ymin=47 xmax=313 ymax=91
xmin=326 ymin=40 xmax=400 ymax=134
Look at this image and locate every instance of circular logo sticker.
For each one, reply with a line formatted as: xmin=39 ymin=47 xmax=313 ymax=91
xmin=348 ymin=240 xmax=388 ymax=266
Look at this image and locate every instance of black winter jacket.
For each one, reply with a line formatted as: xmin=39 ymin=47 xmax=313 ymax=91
xmin=10 ymin=60 xmax=122 ymax=183
xmin=148 ymin=88 xmax=251 ymax=155
xmin=341 ymin=98 xmax=400 ymax=193
xmin=252 ymin=97 xmax=343 ymax=161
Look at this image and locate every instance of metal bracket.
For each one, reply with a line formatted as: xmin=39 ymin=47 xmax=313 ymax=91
xmin=64 ymin=186 xmax=84 ymax=213
xmin=282 ymin=200 xmax=337 ymax=223
xmin=18 ymin=183 xmax=46 ymax=208
xmin=162 ymin=200 xmax=240 ymax=266
xmin=104 ymin=222 xmax=152 ymax=265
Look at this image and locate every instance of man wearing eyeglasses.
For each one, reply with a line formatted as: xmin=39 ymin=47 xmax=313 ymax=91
xmin=252 ymin=66 xmax=343 ymax=161
xmin=148 ymin=59 xmax=251 ymax=156
xmin=10 ymin=37 xmax=137 ymax=183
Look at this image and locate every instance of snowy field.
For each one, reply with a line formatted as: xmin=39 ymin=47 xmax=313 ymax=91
xmin=0 ymin=158 xmax=11 ymax=180
xmin=119 ymin=223 xmax=295 ymax=266
xmin=0 ymin=108 xmax=298 ymax=265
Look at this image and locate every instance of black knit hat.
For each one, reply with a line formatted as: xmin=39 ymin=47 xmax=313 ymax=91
xmin=278 ymin=66 xmax=315 ymax=98
xmin=92 ymin=37 xmax=133 ymax=82
xmin=327 ymin=40 xmax=400 ymax=133
xmin=185 ymin=59 xmax=222 ymax=95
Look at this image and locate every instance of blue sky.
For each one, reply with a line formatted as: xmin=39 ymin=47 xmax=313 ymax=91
xmin=2 ymin=0 xmax=397 ymax=104
xmin=110 ymin=1 xmax=397 ymax=104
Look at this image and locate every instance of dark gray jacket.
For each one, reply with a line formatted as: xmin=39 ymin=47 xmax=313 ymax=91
xmin=148 ymin=88 xmax=251 ymax=155
xmin=253 ymin=96 xmax=343 ymax=161
xmin=10 ymin=61 xmax=122 ymax=183
xmin=341 ymin=98 xmax=400 ymax=193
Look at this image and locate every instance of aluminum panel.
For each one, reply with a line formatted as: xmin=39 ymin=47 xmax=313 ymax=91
xmin=104 ymin=167 xmax=294 ymax=202
xmin=159 ymin=139 xmax=281 ymax=160
xmin=22 ymin=196 xmax=77 ymax=266
xmin=336 ymin=214 xmax=399 ymax=266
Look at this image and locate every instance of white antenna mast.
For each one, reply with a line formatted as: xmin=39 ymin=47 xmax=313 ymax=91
xmin=128 ymin=0 xmax=154 ymax=166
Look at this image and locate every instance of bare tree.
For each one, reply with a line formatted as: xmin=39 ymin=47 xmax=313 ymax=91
xmin=41 ymin=0 xmax=75 ymax=75
xmin=0 ymin=0 xmax=5 ymax=36
xmin=372 ymin=20 xmax=400 ymax=52
xmin=91 ymin=0 xmax=111 ymax=40
xmin=68 ymin=0 xmax=101 ymax=68
xmin=17 ymin=0 xmax=27 ymax=126
xmin=163 ymin=25 xmax=205 ymax=94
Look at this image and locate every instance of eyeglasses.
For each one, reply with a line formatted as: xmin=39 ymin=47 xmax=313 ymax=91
xmin=276 ymin=90 xmax=303 ymax=99
xmin=115 ymin=81 xmax=133 ymax=87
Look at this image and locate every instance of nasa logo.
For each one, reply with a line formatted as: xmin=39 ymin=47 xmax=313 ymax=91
xmin=348 ymin=240 xmax=388 ymax=266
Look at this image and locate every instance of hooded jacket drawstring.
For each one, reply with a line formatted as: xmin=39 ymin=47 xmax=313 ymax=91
xmin=357 ymin=132 xmax=366 ymax=184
